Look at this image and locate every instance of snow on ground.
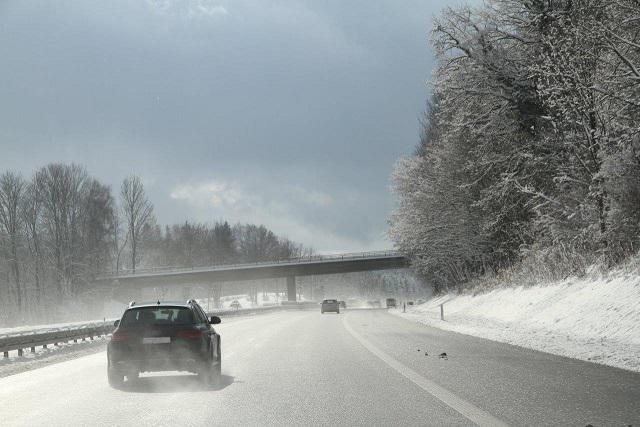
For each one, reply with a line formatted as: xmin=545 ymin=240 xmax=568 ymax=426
xmin=0 ymin=336 xmax=109 ymax=378
xmin=392 ymin=270 xmax=640 ymax=372
xmin=0 ymin=319 xmax=114 ymax=338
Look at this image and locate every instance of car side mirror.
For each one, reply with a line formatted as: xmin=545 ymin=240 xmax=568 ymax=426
xmin=113 ymin=319 xmax=120 ymax=327
xmin=210 ymin=316 xmax=221 ymax=325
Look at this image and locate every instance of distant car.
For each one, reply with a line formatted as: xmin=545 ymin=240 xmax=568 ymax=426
xmin=339 ymin=300 xmax=346 ymax=309
xmin=367 ymin=300 xmax=381 ymax=308
xmin=230 ymin=300 xmax=242 ymax=310
xmin=107 ymin=300 xmax=222 ymax=388
xmin=321 ymin=299 xmax=340 ymax=314
xmin=386 ymin=298 xmax=397 ymax=308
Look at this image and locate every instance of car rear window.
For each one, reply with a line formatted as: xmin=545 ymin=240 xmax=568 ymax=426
xmin=120 ymin=307 xmax=195 ymax=326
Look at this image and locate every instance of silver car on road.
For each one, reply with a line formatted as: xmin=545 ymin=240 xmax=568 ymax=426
xmin=321 ymin=299 xmax=340 ymax=314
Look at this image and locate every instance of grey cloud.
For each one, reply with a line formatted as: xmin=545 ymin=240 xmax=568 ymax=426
xmin=0 ymin=0 xmax=461 ymax=252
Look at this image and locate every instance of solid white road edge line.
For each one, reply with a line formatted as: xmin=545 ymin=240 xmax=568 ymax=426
xmin=342 ymin=315 xmax=509 ymax=427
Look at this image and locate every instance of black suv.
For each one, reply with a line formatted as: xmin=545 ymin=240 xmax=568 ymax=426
xmin=107 ymin=300 xmax=221 ymax=388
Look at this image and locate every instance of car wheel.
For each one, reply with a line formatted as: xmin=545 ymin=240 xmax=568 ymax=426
xmin=215 ymin=338 xmax=222 ymax=384
xmin=200 ymin=340 xmax=222 ymax=388
xmin=108 ymin=365 xmax=124 ymax=389
xmin=199 ymin=361 xmax=214 ymax=387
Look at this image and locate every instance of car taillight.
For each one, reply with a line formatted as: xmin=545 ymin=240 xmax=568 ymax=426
xmin=111 ymin=330 xmax=130 ymax=342
xmin=176 ymin=329 xmax=203 ymax=340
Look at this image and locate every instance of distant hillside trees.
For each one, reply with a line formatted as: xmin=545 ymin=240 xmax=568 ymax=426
xmin=143 ymin=221 xmax=311 ymax=270
xmin=0 ymin=164 xmax=310 ymax=325
xmin=390 ymin=0 xmax=640 ymax=293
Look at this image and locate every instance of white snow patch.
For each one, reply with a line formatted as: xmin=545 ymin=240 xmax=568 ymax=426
xmin=392 ymin=271 xmax=640 ymax=372
xmin=0 ymin=319 xmax=114 ymax=338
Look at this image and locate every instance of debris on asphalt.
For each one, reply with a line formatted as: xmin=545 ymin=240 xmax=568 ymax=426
xmin=439 ymin=352 xmax=447 ymax=359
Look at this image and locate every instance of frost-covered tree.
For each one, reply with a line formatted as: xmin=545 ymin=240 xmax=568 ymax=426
xmin=533 ymin=0 xmax=640 ymax=255
xmin=391 ymin=0 xmax=640 ymax=292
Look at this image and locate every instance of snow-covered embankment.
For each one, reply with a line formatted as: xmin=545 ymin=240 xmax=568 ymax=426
xmin=392 ymin=270 xmax=640 ymax=372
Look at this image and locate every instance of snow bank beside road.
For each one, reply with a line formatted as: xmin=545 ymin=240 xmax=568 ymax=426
xmin=392 ymin=271 xmax=640 ymax=372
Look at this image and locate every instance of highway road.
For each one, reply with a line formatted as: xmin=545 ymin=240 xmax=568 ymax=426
xmin=0 ymin=309 xmax=638 ymax=426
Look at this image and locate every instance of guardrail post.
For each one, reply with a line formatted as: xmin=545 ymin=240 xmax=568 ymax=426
xmin=440 ymin=303 xmax=444 ymax=321
xmin=3 ymin=351 xmax=8 ymax=358
xmin=31 ymin=346 xmax=35 ymax=353
xmin=17 ymin=348 xmax=23 ymax=357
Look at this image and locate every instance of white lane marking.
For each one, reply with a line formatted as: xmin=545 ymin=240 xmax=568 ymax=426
xmin=343 ymin=315 xmax=509 ymax=427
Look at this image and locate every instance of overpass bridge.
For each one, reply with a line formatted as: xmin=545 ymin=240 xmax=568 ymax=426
xmin=96 ymin=251 xmax=409 ymax=303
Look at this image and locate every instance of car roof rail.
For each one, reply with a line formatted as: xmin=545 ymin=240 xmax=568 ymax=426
xmin=129 ymin=301 xmax=136 ymax=307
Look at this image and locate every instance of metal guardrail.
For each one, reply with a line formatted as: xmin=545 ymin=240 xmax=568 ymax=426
xmin=98 ymin=250 xmax=402 ymax=279
xmin=0 ymin=303 xmax=317 ymax=358
xmin=0 ymin=323 xmax=114 ymax=358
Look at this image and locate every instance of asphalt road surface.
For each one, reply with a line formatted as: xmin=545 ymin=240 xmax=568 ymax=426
xmin=0 ymin=309 xmax=638 ymax=426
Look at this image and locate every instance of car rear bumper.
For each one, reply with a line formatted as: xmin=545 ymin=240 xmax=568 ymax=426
xmin=108 ymin=345 xmax=209 ymax=373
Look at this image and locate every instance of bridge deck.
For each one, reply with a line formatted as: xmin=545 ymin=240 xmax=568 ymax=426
xmin=98 ymin=251 xmax=407 ymax=283
xmin=95 ymin=251 xmax=410 ymax=303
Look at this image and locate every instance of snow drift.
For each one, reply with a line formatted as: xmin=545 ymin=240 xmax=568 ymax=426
xmin=393 ymin=269 xmax=640 ymax=372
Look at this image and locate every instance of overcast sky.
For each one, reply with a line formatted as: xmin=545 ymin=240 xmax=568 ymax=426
xmin=0 ymin=0 xmax=459 ymax=253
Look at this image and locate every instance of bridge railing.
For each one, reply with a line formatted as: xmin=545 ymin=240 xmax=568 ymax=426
xmin=98 ymin=250 xmax=402 ymax=279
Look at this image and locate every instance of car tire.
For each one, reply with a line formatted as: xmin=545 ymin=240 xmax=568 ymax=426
xmin=108 ymin=365 xmax=124 ymax=389
xmin=200 ymin=339 xmax=222 ymax=388
xmin=199 ymin=361 xmax=213 ymax=387
xmin=214 ymin=337 xmax=222 ymax=383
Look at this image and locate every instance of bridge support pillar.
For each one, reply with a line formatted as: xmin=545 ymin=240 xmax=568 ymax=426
xmin=286 ymin=276 xmax=296 ymax=302
xmin=211 ymin=283 xmax=222 ymax=309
